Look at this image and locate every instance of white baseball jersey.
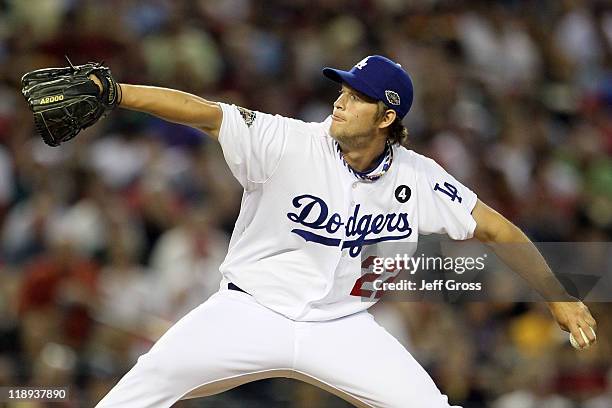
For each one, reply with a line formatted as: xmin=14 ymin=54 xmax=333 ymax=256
xmin=97 ymin=103 xmax=472 ymax=408
xmin=217 ymin=103 xmax=477 ymax=321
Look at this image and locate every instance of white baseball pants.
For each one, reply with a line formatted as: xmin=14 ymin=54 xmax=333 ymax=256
xmin=95 ymin=288 xmax=459 ymax=408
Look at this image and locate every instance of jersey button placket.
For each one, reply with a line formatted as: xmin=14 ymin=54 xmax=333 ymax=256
xmin=345 ymin=182 xmax=355 ymax=255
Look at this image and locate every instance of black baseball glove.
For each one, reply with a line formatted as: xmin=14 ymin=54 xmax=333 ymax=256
xmin=21 ymin=58 xmax=121 ymax=147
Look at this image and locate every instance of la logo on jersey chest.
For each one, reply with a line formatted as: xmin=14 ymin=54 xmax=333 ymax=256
xmin=285 ymin=192 xmax=414 ymax=257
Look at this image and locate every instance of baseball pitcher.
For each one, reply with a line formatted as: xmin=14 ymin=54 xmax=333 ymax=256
xmin=21 ymin=55 xmax=598 ymax=408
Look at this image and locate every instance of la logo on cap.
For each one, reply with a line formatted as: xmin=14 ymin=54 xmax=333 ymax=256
xmin=354 ymin=57 xmax=369 ymax=70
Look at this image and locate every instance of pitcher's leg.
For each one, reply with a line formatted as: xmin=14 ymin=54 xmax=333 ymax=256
xmin=95 ymin=290 xmax=294 ymax=408
xmin=294 ymin=312 xmax=461 ymax=408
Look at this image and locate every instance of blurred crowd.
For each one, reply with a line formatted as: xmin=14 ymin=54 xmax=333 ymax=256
xmin=0 ymin=0 xmax=611 ymax=406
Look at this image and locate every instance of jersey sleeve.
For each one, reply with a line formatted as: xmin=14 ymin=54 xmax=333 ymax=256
xmin=217 ymin=103 xmax=288 ymax=189
xmin=416 ymin=156 xmax=478 ymax=240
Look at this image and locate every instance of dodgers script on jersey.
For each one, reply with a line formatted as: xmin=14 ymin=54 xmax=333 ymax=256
xmin=217 ymin=103 xmax=477 ymax=321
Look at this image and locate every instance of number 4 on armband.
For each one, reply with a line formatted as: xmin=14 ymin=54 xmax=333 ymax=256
xmin=434 ymin=182 xmax=462 ymax=203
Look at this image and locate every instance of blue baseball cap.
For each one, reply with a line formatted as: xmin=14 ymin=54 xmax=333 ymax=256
xmin=322 ymin=55 xmax=414 ymax=119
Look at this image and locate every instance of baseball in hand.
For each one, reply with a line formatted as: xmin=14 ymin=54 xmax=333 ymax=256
xmin=569 ymin=327 xmax=596 ymax=350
